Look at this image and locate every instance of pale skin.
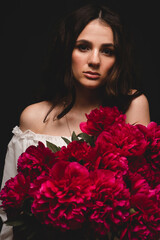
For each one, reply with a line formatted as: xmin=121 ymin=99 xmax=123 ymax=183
xmin=20 ymin=19 xmax=150 ymax=136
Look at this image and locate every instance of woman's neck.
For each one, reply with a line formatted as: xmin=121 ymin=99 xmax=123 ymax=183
xmin=72 ymin=85 xmax=103 ymax=114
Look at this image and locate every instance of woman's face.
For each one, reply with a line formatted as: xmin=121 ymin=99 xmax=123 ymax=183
xmin=72 ymin=19 xmax=116 ymax=90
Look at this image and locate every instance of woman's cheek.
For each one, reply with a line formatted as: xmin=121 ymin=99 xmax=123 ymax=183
xmin=103 ymin=57 xmax=115 ymax=75
xmin=72 ymin=51 xmax=86 ymax=77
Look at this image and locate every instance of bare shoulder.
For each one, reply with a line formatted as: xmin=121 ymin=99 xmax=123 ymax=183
xmin=19 ymin=101 xmax=52 ymax=132
xmin=125 ymin=90 xmax=150 ymax=126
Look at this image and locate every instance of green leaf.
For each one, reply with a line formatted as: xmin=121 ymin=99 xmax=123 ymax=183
xmin=5 ymin=219 xmax=25 ymax=227
xmin=129 ymin=207 xmax=137 ymax=215
xmin=61 ymin=137 xmax=71 ymax=145
xmin=78 ymin=133 xmax=95 ymax=146
xmin=46 ymin=141 xmax=61 ymax=153
xmin=71 ymin=131 xmax=80 ymax=141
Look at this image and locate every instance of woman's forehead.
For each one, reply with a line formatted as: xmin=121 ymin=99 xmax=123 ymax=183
xmin=77 ymin=19 xmax=114 ymax=44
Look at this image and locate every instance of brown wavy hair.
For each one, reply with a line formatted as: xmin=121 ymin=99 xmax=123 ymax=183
xmin=39 ymin=2 xmax=142 ymax=121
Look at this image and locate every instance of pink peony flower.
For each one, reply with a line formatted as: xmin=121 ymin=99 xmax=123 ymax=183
xmin=55 ymin=140 xmax=91 ymax=163
xmin=128 ymin=156 xmax=160 ymax=189
xmin=55 ymin=140 xmax=102 ymax=171
xmin=136 ymin=122 xmax=160 ymax=187
xmin=137 ymin=122 xmax=160 ymax=164
xmin=0 ymin=173 xmax=30 ymax=211
xmin=121 ymin=173 xmax=160 ymax=239
xmin=1 ymin=106 xmax=160 ymax=239
xmin=95 ymin=123 xmax=148 ymax=158
xmin=31 ymin=161 xmax=93 ymax=230
xmin=80 ymin=106 xmax=126 ymax=136
xmin=89 ymin=170 xmax=130 ymax=236
xmin=18 ymin=141 xmax=56 ymax=180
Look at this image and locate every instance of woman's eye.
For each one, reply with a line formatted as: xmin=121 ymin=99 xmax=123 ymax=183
xmin=102 ymin=48 xmax=114 ymax=56
xmin=76 ymin=44 xmax=90 ymax=52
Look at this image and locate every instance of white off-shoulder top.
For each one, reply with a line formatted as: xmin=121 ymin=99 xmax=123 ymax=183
xmin=0 ymin=126 xmax=70 ymax=240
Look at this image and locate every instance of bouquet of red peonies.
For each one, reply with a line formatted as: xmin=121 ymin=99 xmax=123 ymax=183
xmin=1 ymin=106 xmax=160 ymax=240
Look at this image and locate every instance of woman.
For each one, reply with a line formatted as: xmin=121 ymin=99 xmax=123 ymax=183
xmin=0 ymin=2 xmax=150 ymax=239
xmin=20 ymin=3 xmax=150 ymax=134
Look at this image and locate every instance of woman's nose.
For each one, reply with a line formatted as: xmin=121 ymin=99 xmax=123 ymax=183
xmin=88 ymin=50 xmax=100 ymax=69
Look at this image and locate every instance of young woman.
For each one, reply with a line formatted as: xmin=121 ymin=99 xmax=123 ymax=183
xmin=0 ymin=3 xmax=150 ymax=239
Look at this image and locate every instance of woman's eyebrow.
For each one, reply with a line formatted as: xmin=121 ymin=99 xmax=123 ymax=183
xmin=76 ymin=39 xmax=115 ymax=48
xmin=76 ymin=39 xmax=91 ymax=44
xmin=102 ymin=43 xmax=115 ymax=48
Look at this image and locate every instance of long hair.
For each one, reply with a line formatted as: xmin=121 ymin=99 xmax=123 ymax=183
xmin=39 ymin=2 xmax=141 ymax=121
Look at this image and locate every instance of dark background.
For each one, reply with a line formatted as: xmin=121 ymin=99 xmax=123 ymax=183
xmin=0 ymin=0 xmax=160 ymax=183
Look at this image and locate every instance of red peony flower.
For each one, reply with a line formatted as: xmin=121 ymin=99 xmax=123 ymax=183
xmin=55 ymin=140 xmax=102 ymax=171
xmin=1 ymin=106 xmax=160 ymax=239
xmin=136 ymin=122 xmax=160 ymax=187
xmin=18 ymin=141 xmax=56 ymax=180
xmin=0 ymin=173 xmax=30 ymax=211
xmin=89 ymin=170 xmax=130 ymax=236
xmin=31 ymin=161 xmax=93 ymax=231
xmin=91 ymin=123 xmax=148 ymax=177
xmin=55 ymin=140 xmax=91 ymax=163
xmin=137 ymin=122 xmax=160 ymax=164
xmin=95 ymin=123 xmax=148 ymax=158
xmin=128 ymin=156 xmax=160 ymax=189
xmin=80 ymin=106 xmax=126 ymax=136
xmin=121 ymin=172 xmax=160 ymax=239
xmin=98 ymin=153 xmax=128 ymax=177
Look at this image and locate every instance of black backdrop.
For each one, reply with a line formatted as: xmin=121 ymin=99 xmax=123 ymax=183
xmin=1 ymin=0 xmax=160 ymax=183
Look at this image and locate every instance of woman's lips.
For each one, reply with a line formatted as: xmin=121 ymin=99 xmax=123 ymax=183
xmin=83 ymin=71 xmax=100 ymax=80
